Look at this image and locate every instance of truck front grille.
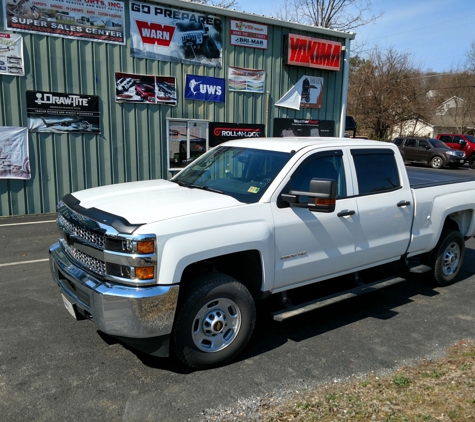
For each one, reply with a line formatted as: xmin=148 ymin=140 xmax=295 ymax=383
xmin=58 ymin=213 xmax=105 ymax=250
xmin=63 ymin=242 xmax=106 ymax=277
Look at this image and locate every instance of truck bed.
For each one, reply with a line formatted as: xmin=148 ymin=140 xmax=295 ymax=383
xmin=406 ymin=167 xmax=475 ymax=189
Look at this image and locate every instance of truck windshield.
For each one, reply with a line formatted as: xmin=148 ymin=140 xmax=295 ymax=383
xmin=171 ymin=146 xmax=292 ymax=203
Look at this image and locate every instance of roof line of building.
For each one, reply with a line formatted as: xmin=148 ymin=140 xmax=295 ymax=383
xmin=147 ymin=0 xmax=356 ymax=40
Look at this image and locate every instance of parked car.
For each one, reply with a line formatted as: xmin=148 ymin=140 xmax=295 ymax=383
xmin=392 ymin=137 xmax=465 ymax=169
xmin=436 ymin=134 xmax=475 ymax=169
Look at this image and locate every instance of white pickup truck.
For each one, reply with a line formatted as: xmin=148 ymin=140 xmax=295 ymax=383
xmin=49 ymin=138 xmax=475 ymax=369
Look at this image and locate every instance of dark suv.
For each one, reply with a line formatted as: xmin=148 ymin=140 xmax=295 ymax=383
xmin=392 ymin=137 xmax=466 ymax=169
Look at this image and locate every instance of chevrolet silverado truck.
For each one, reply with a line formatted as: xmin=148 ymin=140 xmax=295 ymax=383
xmin=49 ymin=138 xmax=475 ymax=369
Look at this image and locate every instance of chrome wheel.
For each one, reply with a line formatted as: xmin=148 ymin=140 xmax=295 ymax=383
xmin=441 ymin=241 xmax=460 ymax=276
xmin=430 ymin=156 xmax=443 ymax=169
xmin=192 ymin=298 xmax=242 ymax=352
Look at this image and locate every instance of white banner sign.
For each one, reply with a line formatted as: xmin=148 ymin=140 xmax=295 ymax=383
xmin=0 ymin=32 xmax=24 ymax=76
xmin=0 ymin=126 xmax=30 ymax=180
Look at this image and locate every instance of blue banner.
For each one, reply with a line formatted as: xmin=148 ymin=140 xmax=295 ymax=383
xmin=184 ymin=74 xmax=225 ymax=103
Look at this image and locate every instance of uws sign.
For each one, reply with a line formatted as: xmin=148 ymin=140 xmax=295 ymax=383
xmin=284 ymin=34 xmax=342 ymax=71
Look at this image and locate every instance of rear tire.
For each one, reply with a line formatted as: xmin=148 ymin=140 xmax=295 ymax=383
xmin=429 ymin=229 xmax=465 ymax=286
xmin=469 ymin=156 xmax=475 ymax=169
xmin=172 ymin=273 xmax=256 ymax=369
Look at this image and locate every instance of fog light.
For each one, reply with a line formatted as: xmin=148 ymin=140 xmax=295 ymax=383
xmin=135 ymin=266 xmax=154 ymax=280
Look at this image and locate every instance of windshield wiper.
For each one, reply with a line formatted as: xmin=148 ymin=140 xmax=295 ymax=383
xmin=172 ymin=179 xmax=224 ymax=194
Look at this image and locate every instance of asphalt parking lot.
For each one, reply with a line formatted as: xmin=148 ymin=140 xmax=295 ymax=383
xmin=1 ymin=166 xmax=475 ymax=421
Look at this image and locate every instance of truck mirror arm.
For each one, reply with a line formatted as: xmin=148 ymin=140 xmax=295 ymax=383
xmin=281 ymin=179 xmax=337 ymax=213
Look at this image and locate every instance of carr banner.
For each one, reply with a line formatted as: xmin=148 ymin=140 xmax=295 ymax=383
xmin=3 ymin=0 xmax=125 ymax=44
xmin=275 ymin=75 xmax=324 ymax=110
xmin=26 ymin=91 xmax=101 ymax=133
xmin=0 ymin=32 xmax=24 ymax=76
xmin=273 ymin=118 xmax=335 ymax=137
xmin=184 ymin=74 xmax=225 ymax=103
xmin=115 ymin=72 xmax=177 ymax=105
xmin=230 ymin=19 xmax=268 ymax=49
xmin=130 ymin=1 xmax=222 ymax=68
xmin=228 ymin=67 xmax=265 ymax=93
xmin=209 ymin=122 xmax=266 ymax=147
xmin=0 ymin=126 xmax=30 ymax=180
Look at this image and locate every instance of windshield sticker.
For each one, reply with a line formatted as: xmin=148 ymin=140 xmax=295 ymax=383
xmin=248 ymin=186 xmax=260 ymax=193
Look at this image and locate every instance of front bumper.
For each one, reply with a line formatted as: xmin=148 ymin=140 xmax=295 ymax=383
xmin=49 ymin=242 xmax=179 ymax=340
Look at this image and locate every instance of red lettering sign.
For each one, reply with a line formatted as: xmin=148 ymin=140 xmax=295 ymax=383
xmin=285 ymin=34 xmax=341 ymax=71
xmin=135 ymin=21 xmax=175 ymax=47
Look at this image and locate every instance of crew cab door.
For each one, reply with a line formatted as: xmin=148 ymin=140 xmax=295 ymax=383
xmin=271 ymin=150 xmax=358 ymax=290
xmin=350 ymin=148 xmax=413 ymax=266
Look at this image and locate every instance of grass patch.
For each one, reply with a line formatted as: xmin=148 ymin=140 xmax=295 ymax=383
xmin=255 ymin=340 xmax=475 ymax=421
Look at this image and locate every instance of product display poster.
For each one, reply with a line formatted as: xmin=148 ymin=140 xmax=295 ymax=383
xmin=210 ymin=122 xmax=265 ymax=147
xmin=130 ymin=1 xmax=222 ymax=68
xmin=3 ymin=0 xmax=125 ymax=44
xmin=275 ymin=75 xmax=324 ymax=110
xmin=273 ymin=118 xmax=335 ymax=137
xmin=184 ymin=74 xmax=225 ymax=103
xmin=26 ymin=90 xmax=101 ymax=133
xmin=115 ymin=72 xmax=177 ymax=105
xmin=0 ymin=32 xmax=24 ymax=76
xmin=0 ymin=126 xmax=30 ymax=180
xmin=228 ymin=66 xmax=265 ymax=93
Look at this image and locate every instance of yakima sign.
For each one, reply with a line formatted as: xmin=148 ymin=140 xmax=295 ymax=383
xmin=284 ymin=34 xmax=341 ymax=71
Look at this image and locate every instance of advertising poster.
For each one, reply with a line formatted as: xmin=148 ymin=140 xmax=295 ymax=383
xmin=0 ymin=126 xmax=30 ymax=180
xmin=3 ymin=0 xmax=125 ymax=44
xmin=230 ymin=19 xmax=268 ymax=49
xmin=275 ymin=75 xmax=324 ymax=110
xmin=273 ymin=118 xmax=335 ymax=137
xmin=130 ymin=1 xmax=222 ymax=68
xmin=115 ymin=72 xmax=177 ymax=105
xmin=184 ymin=74 xmax=225 ymax=103
xmin=26 ymin=91 xmax=101 ymax=133
xmin=0 ymin=32 xmax=24 ymax=76
xmin=228 ymin=66 xmax=265 ymax=93
xmin=210 ymin=122 xmax=265 ymax=147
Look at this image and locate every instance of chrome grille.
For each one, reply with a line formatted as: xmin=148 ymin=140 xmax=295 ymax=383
xmin=63 ymin=242 xmax=106 ymax=277
xmin=58 ymin=213 xmax=105 ymax=250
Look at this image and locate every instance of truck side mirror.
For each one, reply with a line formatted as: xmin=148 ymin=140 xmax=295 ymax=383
xmin=281 ymin=179 xmax=337 ymax=213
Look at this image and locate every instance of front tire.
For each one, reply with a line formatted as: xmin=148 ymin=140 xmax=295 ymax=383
xmin=429 ymin=229 xmax=465 ymax=286
xmin=172 ymin=273 xmax=256 ymax=369
xmin=469 ymin=156 xmax=475 ymax=169
xmin=430 ymin=156 xmax=443 ymax=169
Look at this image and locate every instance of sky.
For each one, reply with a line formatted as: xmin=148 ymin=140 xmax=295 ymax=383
xmin=234 ymin=0 xmax=475 ymax=73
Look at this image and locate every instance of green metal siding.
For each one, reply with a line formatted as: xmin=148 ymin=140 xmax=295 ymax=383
xmin=0 ymin=0 xmax=349 ymax=217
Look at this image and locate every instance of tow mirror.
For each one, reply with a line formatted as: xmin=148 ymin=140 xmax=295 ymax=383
xmin=281 ymin=179 xmax=337 ymax=213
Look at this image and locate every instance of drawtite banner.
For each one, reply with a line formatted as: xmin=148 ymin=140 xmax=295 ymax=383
xmin=230 ymin=19 xmax=268 ymax=49
xmin=115 ymin=72 xmax=177 ymax=105
xmin=3 ymin=0 xmax=125 ymax=44
xmin=0 ymin=126 xmax=30 ymax=180
xmin=0 ymin=32 xmax=24 ymax=76
xmin=184 ymin=74 xmax=225 ymax=103
xmin=209 ymin=122 xmax=265 ymax=147
xmin=228 ymin=66 xmax=265 ymax=93
xmin=26 ymin=91 xmax=101 ymax=133
xmin=275 ymin=75 xmax=324 ymax=110
xmin=130 ymin=1 xmax=223 ymax=68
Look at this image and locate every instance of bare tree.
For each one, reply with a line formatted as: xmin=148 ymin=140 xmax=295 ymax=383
xmin=347 ymin=47 xmax=427 ymax=140
xmin=187 ymin=0 xmax=239 ymax=8
xmin=273 ymin=0 xmax=382 ymax=31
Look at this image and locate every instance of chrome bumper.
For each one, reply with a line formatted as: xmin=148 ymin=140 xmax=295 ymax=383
xmin=49 ymin=242 xmax=179 ymax=339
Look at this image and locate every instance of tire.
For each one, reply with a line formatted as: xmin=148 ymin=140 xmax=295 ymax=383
xmin=430 ymin=156 xmax=443 ymax=169
xmin=429 ymin=229 xmax=465 ymax=286
xmin=470 ymin=156 xmax=475 ymax=169
xmin=172 ymin=273 xmax=256 ymax=369
xmin=202 ymin=37 xmax=220 ymax=59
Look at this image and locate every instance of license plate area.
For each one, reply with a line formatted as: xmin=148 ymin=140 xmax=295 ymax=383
xmin=62 ymin=294 xmax=77 ymax=320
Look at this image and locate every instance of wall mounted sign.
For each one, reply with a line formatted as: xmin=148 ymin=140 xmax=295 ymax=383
xmin=228 ymin=66 xmax=265 ymax=93
xmin=184 ymin=74 xmax=225 ymax=103
xmin=0 ymin=32 xmax=24 ymax=76
xmin=26 ymin=91 xmax=101 ymax=133
xmin=230 ymin=19 xmax=268 ymax=49
xmin=130 ymin=1 xmax=222 ymax=68
xmin=275 ymin=75 xmax=324 ymax=110
xmin=273 ymin=118 xmax=335 ymax=137
xmin=209 ymin=122 xmax=265 ymax=147
xmin=3 ymin=0 xmax=125 ymax=44
xmin=284 ymin=34 xmax=341 ymax=71
xmin=0 ymin=126 xmax=30 ymax=180
xmin=115 ymin=72 xmax=177 ymax=105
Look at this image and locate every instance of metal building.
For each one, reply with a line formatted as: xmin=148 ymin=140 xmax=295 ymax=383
xmin=0 ymin=0 xmax=354 ymax=217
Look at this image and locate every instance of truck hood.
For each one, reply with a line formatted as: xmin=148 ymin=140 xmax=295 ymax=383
xmin=71 ymin=179 xmax=243 ymax=225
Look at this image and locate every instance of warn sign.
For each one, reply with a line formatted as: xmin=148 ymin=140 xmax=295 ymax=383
xmin=135 ymin=21 xmax=175 ymax=46
xmin=284 ymin=34 xmax=341 ymax=71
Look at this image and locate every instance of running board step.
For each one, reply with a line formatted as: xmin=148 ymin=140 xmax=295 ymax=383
xmin=272 ymin=276 xmax=406 ymax=322
xmin=408 ymin=264 xmax=431 ymax=274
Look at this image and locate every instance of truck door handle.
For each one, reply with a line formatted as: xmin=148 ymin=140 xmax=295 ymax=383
xmin=337 ymin=209 xmax=355 ymax=217
xmin=397 ymin=200 xmax=411 ymax=207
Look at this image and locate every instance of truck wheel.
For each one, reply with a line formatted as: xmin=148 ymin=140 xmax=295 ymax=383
xmin=429 ymin=229 xmax=465 ymax=286
xmin=172 ymin=273 xmax=256 ymax=369
xmin=430 ymin=156 xmax=443 ymax=169
xmin=470 ymin=156 xmax=475 ymax=169
xmin=202 ymin=37 xmax=220 ymax=59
